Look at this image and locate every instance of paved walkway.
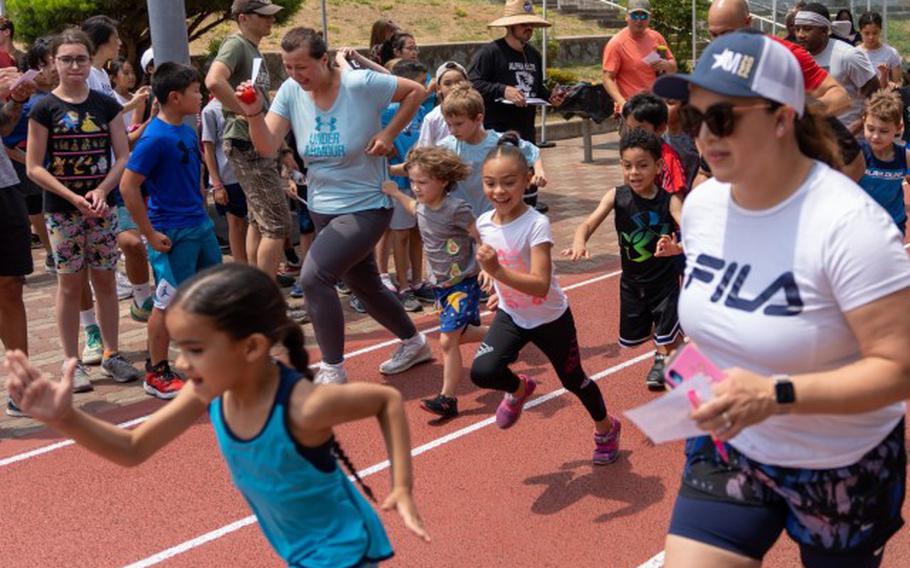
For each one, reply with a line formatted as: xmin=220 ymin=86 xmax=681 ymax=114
xmin=0 ymin=131 xmax=626 ymax=435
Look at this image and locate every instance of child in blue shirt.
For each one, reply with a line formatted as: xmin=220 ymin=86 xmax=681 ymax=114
xmin=121 ymin=62 xmax=222 ymax=400
xmin=859 ymin=90 xmax=909 ymax=235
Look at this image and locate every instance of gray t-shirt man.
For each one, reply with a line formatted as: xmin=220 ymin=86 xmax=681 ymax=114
xmin=417 ymin=196 xmax=478 ymax=288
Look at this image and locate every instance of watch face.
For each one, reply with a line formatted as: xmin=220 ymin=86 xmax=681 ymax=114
xmin=776 ymin=380 xmax=796 ymax=404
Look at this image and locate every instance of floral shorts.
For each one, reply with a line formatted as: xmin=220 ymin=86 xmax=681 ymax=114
xmin=45 ymin=209 xmax=119 ymax=274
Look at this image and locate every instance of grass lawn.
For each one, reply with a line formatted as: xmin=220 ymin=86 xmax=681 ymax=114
xmin=191 ymin=0 xmax=612 ymax=57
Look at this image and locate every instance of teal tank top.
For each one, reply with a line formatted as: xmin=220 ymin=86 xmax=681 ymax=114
xmin=209 ymin=364 xmax=394 ymax=567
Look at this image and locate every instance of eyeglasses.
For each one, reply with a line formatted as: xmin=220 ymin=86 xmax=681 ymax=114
xmin=56 ymin=55 xmax=91 ymax=67
xmin=680 ymin=102 xmax=774 ymax=137
xmin=629 ymin=11 xmax=649 ymax=21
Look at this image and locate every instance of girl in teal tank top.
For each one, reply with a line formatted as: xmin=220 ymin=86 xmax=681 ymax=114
xmin=6 ymin=263 xmax=430 ymax=567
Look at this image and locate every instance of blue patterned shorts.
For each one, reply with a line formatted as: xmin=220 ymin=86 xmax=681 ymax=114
xmin=434 ymin=276 xmax=481 ymax=333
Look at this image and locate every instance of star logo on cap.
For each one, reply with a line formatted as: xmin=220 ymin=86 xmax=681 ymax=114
xmin=711 ymin=48 xmax=754 ymax=79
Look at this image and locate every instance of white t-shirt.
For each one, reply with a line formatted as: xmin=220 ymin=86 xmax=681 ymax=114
xmin=417 ymin=106 xmax=449 ymax=147
xmin=87 ymin=66 xmax=117 ymax=99
xmin=813 ymin=39 xmax=877 ymax=127
xmin=476 ymin=207 xmax=568 ymax=329
xmin=113 ymin=91 xmax=134 ymax=131
xmin=679 ymin=161 xmax=910 ymax=469
xmin=860 ymin=43 xmax=902 ymax=75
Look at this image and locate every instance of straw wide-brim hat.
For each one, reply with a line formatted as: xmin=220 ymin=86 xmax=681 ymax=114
xmin=488 ymin=0 xmax=552 ymax=28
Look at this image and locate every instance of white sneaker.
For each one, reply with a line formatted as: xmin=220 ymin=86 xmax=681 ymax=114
xmin=314 ymin=363 xmax=348 ymax=385
xmin=380 ymin=273 xmax=397 ymax=293
xmin=115 ymin=271 xmax=133 ymax=300
xmin=379 ymin=333 xmax=433 ymax=375
xmin=71 ymin=361 xmax=94 ymax=393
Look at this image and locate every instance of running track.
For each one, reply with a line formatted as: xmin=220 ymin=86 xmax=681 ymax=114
xmin=3 ymin=260 xmax=910 ymax=567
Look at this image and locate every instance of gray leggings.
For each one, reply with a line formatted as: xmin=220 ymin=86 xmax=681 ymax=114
xmin=302 ymin=208 xmax=417 ymax=364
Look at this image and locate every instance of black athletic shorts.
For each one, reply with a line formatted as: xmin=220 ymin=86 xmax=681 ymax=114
xmin=669 ymin=422 xmax=906 ymax=567
xmin=0 ymin=186 xmax=34 ymax=276
xmin=618 ymin=278 xmax=681 ymax=347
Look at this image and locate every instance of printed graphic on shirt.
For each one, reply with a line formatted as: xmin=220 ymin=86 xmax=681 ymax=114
xmin=49 ymin=111 xmax=112 ymax=191
xmin=685 ymin=253 xmax=804 ymax=316
xmin=509 ymin=61 xmax=539 ymax=97
xmin=497 ymin=247 xmax=547 ymax=309
xmin=304 ymin=114 xmax=344 ymax=157
xmin=621 ymin=211 xmax=670 ymax=263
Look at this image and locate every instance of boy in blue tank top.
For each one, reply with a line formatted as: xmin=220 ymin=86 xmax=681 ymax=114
xmin=564 ymin=129 xmax=684 ymax=390
xmin=859 ymin=90 xmax=909 ymax=235
xmin=121 ymin=63 xmax=223 ymax=401
xmin=6 ymin=263 xmax=429 ymax=567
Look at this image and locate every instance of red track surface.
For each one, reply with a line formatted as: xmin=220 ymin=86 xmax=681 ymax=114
xmin=2 ymin=266 xmax=910 ymax=567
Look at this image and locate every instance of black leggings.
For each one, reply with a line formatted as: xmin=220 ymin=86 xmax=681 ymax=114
xmin=470 ymin=307 xmax=607 ymax=422
xmin=303 ymin=208 xmax=417 ymax=364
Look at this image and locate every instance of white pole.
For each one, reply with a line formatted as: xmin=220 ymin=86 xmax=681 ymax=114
xmin=0 ymin=1 xmax=6 ymax=17
xmin=771 ymin=0 xmax=777 ymax=34
xmin=692 ymin=0 xmax=697 ymax=62
xmin=540 ymin=0 xmax=552 ymax=146
xmin=321 ymin=0 xmax=329 ymax=47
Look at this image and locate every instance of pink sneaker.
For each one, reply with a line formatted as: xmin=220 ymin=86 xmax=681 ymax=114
xmin=593 ymin=417 xmax=622 ymax=465
xmin=495 ymin=375 xmax=537 ymax=429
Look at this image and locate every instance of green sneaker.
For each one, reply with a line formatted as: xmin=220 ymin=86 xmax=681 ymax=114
xmin=82 ymin=324 xmax=103 ymax=365
xmin=130 ymin=296 xmax=153 ymax=322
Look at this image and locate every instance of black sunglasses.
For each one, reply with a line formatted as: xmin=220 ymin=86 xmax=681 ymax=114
xmin=680 ymin=102 xmax=774 ymax=137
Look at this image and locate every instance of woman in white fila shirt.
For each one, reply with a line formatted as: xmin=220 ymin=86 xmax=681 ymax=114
xmin=653 ymin=32 xmax=910 ymax=568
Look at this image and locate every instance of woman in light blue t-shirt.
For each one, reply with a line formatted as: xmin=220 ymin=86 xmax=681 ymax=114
xmin=240 ymin=27 xmax=432 ymax=386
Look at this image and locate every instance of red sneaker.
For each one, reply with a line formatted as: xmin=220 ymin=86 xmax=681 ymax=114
xmin=144 ymin=360 xmax=185 ymax=400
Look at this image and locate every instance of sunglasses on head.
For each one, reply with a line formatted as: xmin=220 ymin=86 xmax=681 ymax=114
xmin=629 ymin=11 xmax=649 ymax=21
xmin=680 ymin=102 xmax=775 ymax=137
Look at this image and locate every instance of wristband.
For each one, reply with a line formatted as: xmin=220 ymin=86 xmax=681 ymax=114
xmin=246 ymin=108 xmax=265 ymax=118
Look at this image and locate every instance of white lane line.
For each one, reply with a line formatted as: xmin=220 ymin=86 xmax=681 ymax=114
xmin=123 ymin=351 xmax=654 ymax=567
xmin=637 ymin=551 xmax=665 ymax=568
xmin=0 ymin=268 xmax=622 ymax=470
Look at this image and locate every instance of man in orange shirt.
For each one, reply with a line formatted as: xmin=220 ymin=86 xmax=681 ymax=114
xmin=602 ymin=0 xmax=676 ymax=113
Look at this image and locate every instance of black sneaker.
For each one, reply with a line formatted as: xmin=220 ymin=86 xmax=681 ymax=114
xmin=412 ymin=283 xmax=436 ymax=304
xmin=421 ymin=394 xmax=458 ymax=419
xmin=6 ymin=399 xmax=27 ymax=417
xmin=646 ymin=355 xmax=666 ymax=391
xmin=276 ymin=274 xmax=295 ymax=288
xmin=336 ymin=281 xmax=352 ymax=295
xmin=399 ymin=289 xmax=423 ymax=312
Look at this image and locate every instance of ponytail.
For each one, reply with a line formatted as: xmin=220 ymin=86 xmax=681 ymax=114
xmin=280 ymin=322 xmax=313 ymax=381
xmin=794 ymin=105 xmax=843 ymax=171
xmin=332 ymin=439 xmax=377 ymax=502
xmin=484 ymin=130 xmax=529 ymax=169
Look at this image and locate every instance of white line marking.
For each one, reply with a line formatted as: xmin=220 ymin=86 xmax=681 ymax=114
xmin=637 ymin=551 xmax=665 ymax=568
xmin=1 ymin=269 xmax=622 ymax=469
xmin=123 ymin=351 xmax=654 ymax=567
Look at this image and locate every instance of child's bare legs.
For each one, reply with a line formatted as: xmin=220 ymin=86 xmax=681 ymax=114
xmin=391 ymin=229 xmax=410 ymax=291
xmin=376 ymin=229 xmax=393 ymax=285
xmin=246 ymin=223 xmax=261 ymax=266
xmin=58 ymin=272 xmax=86 ymax=359
xmin=89 ymin=268 xmax=119 ymax=354
xmin=29 ymin=214 xmax=52 ymax=258
xmin=147 ymin=307 xmax=169 ymax=365
xmin=657 ymin=334 xmax=685 ymax=358
xmin=118 ymin=230 xmax=148 ymax=286
xmin=439 ymin=324 xmax=488 ymax=397
xmin=226 ymin=213 xmax=248 ymax=263
xmin=407 ymin=227 xmax=423 ymax=288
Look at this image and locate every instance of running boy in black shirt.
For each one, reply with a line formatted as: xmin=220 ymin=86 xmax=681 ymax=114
xmin=563 ymin=129 xmax=683 ymax=390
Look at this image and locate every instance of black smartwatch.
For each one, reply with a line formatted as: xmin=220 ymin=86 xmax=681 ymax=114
xmin=773 ymin=375 xmax=796 ymax=408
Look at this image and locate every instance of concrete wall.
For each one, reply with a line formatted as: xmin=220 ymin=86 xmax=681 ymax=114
xmin=195 ymin=35 xmax=610 ymax=89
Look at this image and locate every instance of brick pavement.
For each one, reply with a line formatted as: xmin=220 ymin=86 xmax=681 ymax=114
xmin=0 ymin=131 xmax=626 ymax=436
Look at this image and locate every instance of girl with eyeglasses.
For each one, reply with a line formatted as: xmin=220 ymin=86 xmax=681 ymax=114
xmin=26 ymin=29 xmax=140 ymax=391
xmin=653 ymin=31 xmax=910 ymax=568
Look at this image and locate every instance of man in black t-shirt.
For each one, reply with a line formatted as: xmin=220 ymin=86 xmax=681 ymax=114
xmin=468 ymin=0 xmax=565 ymax=212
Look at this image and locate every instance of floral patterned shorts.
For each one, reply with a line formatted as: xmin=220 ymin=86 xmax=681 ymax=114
xmin=45 ymin=209 xmax=119 ymax=274
xmin=670 ymin=421 xmax=905 ymax=563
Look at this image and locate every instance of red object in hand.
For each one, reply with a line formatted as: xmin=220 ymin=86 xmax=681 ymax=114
xmin=238 ymin=85 xmax=257 ymax=104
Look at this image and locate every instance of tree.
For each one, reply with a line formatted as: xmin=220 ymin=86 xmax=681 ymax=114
xmin=648 ymin=0 xmax=710 ymax=71
xmin=8 ymin=0 xmax=303 ymax=66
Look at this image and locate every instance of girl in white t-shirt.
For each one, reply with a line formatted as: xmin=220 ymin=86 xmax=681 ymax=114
xmin=471 ymin=133 xmax=621 ymax=466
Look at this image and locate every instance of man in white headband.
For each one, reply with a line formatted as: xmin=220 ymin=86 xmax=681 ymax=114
xmin=794 ymin=2 xmax=879 ymax=133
